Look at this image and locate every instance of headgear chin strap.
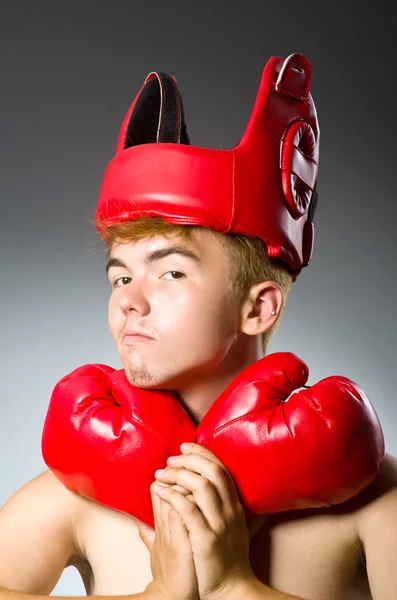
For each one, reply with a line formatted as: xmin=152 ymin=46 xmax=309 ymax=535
xmin=96 ymin=53 xmax=320 ymax=281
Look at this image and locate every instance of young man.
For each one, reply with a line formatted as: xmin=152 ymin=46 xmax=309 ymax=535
xmin=1 ymin=54 xmax=396 ymax=600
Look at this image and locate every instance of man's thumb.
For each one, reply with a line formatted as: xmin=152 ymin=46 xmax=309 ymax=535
xmin=137 ymin=521 xmax=155 ymax=549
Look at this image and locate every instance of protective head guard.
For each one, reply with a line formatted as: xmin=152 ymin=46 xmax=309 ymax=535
xmin=96 ymin=53 xmax=319 ymax=280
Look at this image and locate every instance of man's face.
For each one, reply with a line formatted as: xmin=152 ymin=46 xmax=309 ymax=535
xmin=107 ymin=228 xmax=240 ymax=389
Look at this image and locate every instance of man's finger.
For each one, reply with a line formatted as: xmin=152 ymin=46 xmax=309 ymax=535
xmin=159 ymin=490 xmax=172 ymax=544
xmin=168 ymin=507 xmax=190 ymax=548
xmin=150 ymin=480 xmax=164 ymax=533
xmin=153 ymin=485 xmax=208 ymax=540
xmin=181 ymin=443 xmax=223 ymax=466
xmin=170 ymin=484 xmax=200 ymax=508
xmin=181 ymin=443 xmax=240 ymax=498
xmin=168 ymin=450 xmax=240 ymax=511
xmin=137 ymin=520 xmax=155 ymax=549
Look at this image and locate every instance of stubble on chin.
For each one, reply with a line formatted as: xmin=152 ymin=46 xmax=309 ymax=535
xmin=118 ymin=343 xmax=159 ymax=387
xmin=126 ymin=365 xmax=162 ymax=388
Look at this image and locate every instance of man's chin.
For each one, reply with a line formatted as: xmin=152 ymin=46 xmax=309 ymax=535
xmin=124 ymin=366 xmax=168 ymax=390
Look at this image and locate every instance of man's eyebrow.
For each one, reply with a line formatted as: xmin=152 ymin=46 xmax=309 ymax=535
xmin=106 ymin=245 xmax=202 ymax=274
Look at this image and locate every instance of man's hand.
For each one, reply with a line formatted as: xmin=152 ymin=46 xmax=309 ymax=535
xmin=152 ymin=443 xmax=267 ymax=600
xmin=137 ymin=481 xmax=199 ymax=600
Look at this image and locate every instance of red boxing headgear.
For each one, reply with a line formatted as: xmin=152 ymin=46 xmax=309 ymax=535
xmin=96 ymin=53 xmax=320 ymax=281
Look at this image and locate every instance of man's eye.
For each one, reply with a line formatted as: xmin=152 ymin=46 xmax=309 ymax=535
xmin=162 ymin=271 xmax=185 ymax=280
xmin=113 ymin=276 xmax=132 ymax=288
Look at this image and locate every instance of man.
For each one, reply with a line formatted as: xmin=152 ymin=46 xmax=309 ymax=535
xmin=1 ymin=54 xmax=396 ymax=599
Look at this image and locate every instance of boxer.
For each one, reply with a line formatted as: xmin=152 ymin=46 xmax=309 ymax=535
xmin=0 ymin=54 xmax=395 ymax=600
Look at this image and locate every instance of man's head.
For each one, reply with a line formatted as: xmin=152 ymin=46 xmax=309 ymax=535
xmin=99 ymin=216 xmax=293 ymax=390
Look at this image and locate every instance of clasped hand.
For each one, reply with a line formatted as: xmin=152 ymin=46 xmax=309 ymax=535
xmin=138 ymin=443 xmax=267 ymax=600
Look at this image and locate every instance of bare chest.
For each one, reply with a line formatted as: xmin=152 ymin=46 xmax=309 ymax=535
xmin=249 ymin=510 xmax=370 ymax=599
xmin=76 ymin=502 xmax=370 ymax=600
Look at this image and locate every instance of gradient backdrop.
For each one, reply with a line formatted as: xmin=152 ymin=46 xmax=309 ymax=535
xmin=1 ymin=1 xmax=396 ymax=595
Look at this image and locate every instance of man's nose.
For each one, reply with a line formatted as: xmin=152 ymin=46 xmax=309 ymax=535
xmin=118 ymin=280 xmax=150 ymax=314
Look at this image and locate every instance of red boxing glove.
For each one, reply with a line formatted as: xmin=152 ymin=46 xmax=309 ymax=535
xmin=42 ymin=352 xmax=385 ymax=527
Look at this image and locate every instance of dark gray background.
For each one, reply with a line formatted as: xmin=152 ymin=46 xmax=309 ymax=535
xmin=1 ymin=1 xmax=395 ymax=593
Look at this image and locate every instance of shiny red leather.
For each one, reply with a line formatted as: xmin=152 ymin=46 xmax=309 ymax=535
xmin=42 ymin=353 xmax=384 ymax=528
xmin=95 ymin=54 xmax=319 ymax=280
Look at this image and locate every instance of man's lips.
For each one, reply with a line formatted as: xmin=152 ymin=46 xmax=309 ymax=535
xmin=122 ymin=330 xmax=154 ymax=345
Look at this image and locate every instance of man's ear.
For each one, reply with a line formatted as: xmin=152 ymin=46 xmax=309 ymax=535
xmin=239 ymin=281 xmax=283 ymax=336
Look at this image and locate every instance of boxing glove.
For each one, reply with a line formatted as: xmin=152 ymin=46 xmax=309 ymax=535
xmin=42 ymin=352 xmax=385 ymax=527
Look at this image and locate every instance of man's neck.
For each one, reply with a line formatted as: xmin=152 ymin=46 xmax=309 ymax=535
xmin=170 ymin=335 xmax=264 ymax=426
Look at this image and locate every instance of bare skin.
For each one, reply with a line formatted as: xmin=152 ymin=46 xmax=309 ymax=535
xmin=0 ymin=455 xmax=396 ymax=599
xmin=1 ymin=228 xmax=396 ymax=598
xmin=79 ymin=453 xmax=397 ymax=600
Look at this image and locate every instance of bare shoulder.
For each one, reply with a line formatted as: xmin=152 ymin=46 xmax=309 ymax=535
xmin=0 ymin=469 xmax=86 ymax=593
xmin=2 ymin=468 xmax=86 ymax=524
xmin=355 ymin=453 xmax=397 ymax=529
xmin=374 ymin=452 xmax=397 ymax=484
xmin=361 ymin=453 xmax=397 ymax=501
xmin=25 ymin=470 xmax=92 ymax=563
xmin=2 ymin=468 xmax=78 ymax=515
xmin=352 ymin=453 xmax=397 ymax=598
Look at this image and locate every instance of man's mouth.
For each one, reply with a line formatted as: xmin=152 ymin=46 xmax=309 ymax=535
xmin=122 ymin=329 xmax=154 ymax=345
xmin=123 ymin=334 xmax=153 ymax=344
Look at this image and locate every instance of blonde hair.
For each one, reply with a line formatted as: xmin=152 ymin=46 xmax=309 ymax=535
xmin=96 ymin=216 xmax=294 ymax=353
